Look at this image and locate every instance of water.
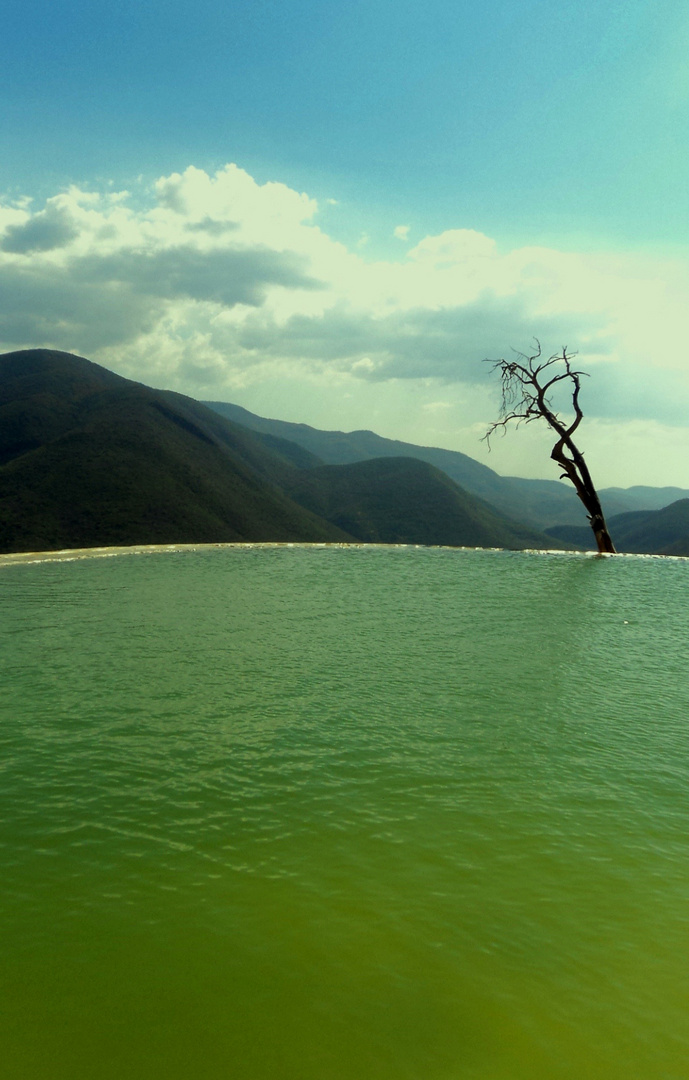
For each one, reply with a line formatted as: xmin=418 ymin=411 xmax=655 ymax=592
xmin=2 ymin=544 xmax=689 ymax=1079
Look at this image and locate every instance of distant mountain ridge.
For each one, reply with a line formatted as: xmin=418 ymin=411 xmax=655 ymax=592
xmin=0 ymin=349 xmax=559 ymax=554
xmin=204 ymin=400 xmax=689 ymax=530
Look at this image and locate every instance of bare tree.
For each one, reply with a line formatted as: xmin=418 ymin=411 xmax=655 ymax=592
xmin=484 ymin=341 xmax=616 ymax=554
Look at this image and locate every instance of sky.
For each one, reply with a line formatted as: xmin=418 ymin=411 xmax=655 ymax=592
xmin=2 ymin=0 xmax=689 ymax=488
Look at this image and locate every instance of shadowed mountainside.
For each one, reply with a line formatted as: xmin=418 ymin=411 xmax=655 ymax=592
xmin=0 ymin=350 xmax=351 ymax=552
xmin=283 ymin=457 xmax=553 ymax=548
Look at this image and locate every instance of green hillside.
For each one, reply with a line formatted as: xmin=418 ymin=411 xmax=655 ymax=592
xmin=204 ymin=398 xmax=524 ymax=505
xmin=0 ymin=350 xmax=351 ymax=553
xmin=283 ymin=457 xmax=557 ymax=549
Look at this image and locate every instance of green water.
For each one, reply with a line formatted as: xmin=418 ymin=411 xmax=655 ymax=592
xmin=2 ymin=545 xmax=689 ymax=1079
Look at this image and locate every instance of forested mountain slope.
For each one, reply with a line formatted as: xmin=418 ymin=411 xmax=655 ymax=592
xmin=1 ymin=350 xmax=561 ymax=554
xmin=0 ymin=350 xmax=350 ymax=552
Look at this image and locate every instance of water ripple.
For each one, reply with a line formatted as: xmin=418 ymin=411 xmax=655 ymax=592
xmin=2 ymin=546 xmax=689 ymax=1079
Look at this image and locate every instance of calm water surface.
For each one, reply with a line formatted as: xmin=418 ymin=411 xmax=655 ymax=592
xmin=2 ymin=545 xmax=689 ymax=1079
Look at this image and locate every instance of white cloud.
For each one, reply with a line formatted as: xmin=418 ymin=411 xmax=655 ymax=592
xmin=393 ymin=224 xmax=410 ymax=240
xmin=408 ymin=228 xmax=496 ymax=263
xmin=351 ymin=356 xmax=376 ymax=372
xmin=1 ymin=162 xmax=689 ymax=485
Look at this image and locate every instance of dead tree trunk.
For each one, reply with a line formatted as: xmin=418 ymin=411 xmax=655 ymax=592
xmin=484 ymin=342 xmax=616 ymax=554
xmin=545 ymin=409 xmax=616 ymax=554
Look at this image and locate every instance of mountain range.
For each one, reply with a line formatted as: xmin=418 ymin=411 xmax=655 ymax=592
xmin=0 ymin=349 xmax=555 ymax=554
xmin=1 ymin=348 xmax=688 ymax=557
xmin=203 ymin=400 xmax=689 ymax=531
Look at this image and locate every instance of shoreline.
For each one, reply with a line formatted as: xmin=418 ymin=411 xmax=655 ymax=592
xmin=0 ymin=542 xmax=678 ymax=569
xmin=0 ymin=541 xmax=367 ymax=567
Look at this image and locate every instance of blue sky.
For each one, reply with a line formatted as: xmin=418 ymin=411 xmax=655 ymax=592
xmin=2 ymin=0 xmax=689 ymax=486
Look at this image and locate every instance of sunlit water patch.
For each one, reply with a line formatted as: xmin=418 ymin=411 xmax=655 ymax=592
xmin=2 ymin=545 xmax=689 ymax=1079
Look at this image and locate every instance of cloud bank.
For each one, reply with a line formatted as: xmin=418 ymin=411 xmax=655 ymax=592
xmin=1 ymin=163 xmax=689 ymax=484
